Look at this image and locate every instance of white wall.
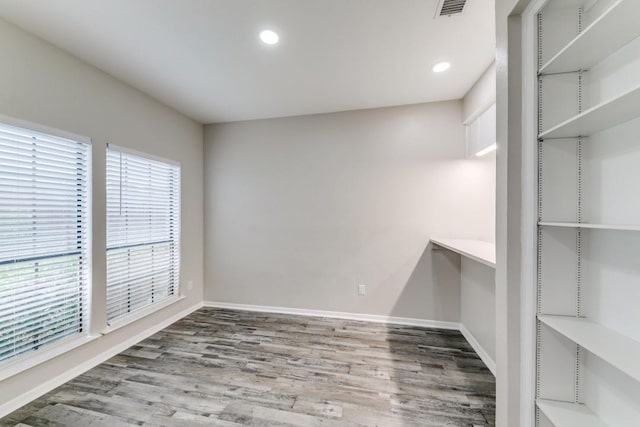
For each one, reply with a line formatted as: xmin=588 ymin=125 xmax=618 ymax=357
xmin=204 ymin=101 xmax=495 ymax=321
xmin=0 ymin=18 xmax=203 ymax=413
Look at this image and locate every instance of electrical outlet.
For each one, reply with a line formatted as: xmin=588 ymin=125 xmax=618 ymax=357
xmin=187 ymin=280 xmax=193 ymax=291
xmin=358 ymin=284 xmax=366 ymax=296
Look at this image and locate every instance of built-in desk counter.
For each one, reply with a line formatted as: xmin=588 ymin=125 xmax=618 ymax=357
xmin=430 ymin=238 xmax=495 ymax=268
xmin=431 ymin=237 xmax=497 ymax=375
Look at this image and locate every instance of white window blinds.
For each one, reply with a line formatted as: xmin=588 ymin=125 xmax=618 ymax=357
xmin=0 ymin=121 xmax=90 ymax=365
xmin=106 ymin=146 xmax=180 ymax=323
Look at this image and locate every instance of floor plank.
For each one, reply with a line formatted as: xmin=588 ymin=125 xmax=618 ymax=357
xmin=1 ymin=308 xmax=495 ymax=426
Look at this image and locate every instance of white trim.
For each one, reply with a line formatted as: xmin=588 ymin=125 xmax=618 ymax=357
xmin=85 ymin=141 xmax=94 ymax=340
xmin=521 ymin=1 xmax=548 ymax=426
xmin=0 ymin=301 xmax=202 ymax=419
xmin=106 ymin=143 xmax=181 ymax=167
xmin=0 ymin=334 xmax=98 ymax=383
xmin=459 ymin=324 xmax=496 ymax=376
xmin=102 ymin=295 xmax=185 ymax=334
xmin=0 ymin=113 xmax=92 ymax=145
xmin=203 ymin=301 xmax=460 ymax=330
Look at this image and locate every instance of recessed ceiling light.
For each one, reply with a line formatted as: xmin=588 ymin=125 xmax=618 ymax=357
xmin=259 ymin=30 xmax=279 ymax=45
xmin=432 ymin=62 xmax=451 ymax=73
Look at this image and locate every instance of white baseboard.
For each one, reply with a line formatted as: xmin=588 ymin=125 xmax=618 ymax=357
xmin=0 ymin=302 xmax=203 ymax=419
xmin=203 ymin=300 xmax=460 ymax=330
xmin=459 ymin=324 xmax=496 ymax=376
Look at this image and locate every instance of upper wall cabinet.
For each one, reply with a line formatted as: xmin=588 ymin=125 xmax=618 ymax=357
xmin=531 ymin=0 xmax=640 ymax=426
xmin=466 ymin=103 xmax=496 ymax=158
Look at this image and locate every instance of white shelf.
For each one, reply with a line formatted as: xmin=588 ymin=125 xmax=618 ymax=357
xmin=430 ymin=238 xmax=495 ymax=268
xmin=539 ymin=83 xmax=640 ymax=139
xmin=538 ymin=315 xmax=640 ymax=383
xmin=539 ymin=0 xmax=640 ymax=75
xmin=538 ymin=221 xmax=640 ymax=232
xmin=537 ymin=399 xmax=607 ymax=427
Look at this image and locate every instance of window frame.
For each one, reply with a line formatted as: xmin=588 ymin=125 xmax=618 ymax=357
xmin=104 ymin=144 xmax=182 ymax=330
xmin=0 ymin=114 xmax=94 ymax=382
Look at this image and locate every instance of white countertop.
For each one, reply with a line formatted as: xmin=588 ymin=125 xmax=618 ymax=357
xmin=430 ymin=238 xmax=496 ymax=268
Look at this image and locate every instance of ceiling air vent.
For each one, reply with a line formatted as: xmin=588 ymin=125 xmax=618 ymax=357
xmin=436 ymin=0 xmax=467 ymax=17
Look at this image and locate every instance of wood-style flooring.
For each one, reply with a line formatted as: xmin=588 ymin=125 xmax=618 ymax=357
xmin=1 ymin=308 xmax=495 ymax=426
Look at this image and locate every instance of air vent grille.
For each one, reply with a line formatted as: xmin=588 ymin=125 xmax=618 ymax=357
xmin=438 ymin=0 xmax=467 ymax=16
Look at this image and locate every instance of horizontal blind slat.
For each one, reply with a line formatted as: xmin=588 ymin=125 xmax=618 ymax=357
xmin=0 ymin=304 xmax=83 ymax=338
xmin=0 ymin=319 xmax=82 ymax=357
xmin=0 ymin=279 xmax=86 ymax=313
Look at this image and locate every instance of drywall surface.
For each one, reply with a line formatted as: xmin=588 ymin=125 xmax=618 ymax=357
xmin=204 ymin=101 xmax=495 ymax=321
xmin=463 ymin=61 xmax=497 ymax=124
xmin=461 ymin=258 xmax=496 ymax=363
xmin=0 ymin=18 xmax=203 ymax=410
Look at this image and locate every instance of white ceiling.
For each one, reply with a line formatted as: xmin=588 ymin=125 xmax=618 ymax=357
xmin=0 ymin=0 xmax=495 ymax=124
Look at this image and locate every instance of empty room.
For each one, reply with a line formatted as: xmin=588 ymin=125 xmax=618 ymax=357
xmin=1 ymin=0 xmax=639 ymax=426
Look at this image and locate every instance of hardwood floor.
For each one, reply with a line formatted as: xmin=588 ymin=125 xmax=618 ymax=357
xmin=1 ymin=308 xmax=495 ymax=426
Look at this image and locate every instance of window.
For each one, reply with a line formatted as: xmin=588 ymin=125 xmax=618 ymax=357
xmin=0 ymin=121 xmax=90 ymax=365
xmin=106 ymin=145 xmax=180 ymax=323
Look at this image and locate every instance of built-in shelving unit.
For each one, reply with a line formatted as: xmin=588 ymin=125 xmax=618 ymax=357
xmin=533 ymin=0 xmax=640 ymax=425
xmin=430 ymin=238 xmax=495 ymax=268
xmin=539 ymin=0 xmax=640 ymax=74
xmin=536 ymin=399 xmax=607 ymax=427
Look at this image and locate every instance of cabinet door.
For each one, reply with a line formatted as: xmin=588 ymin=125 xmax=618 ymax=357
xmin=477 ymin=103 xmax=496 ymax=154
xmin=466 ymin=103 xmax=496 ymax=158
xmin=466 ymin=117 xmax=479 ymax=158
